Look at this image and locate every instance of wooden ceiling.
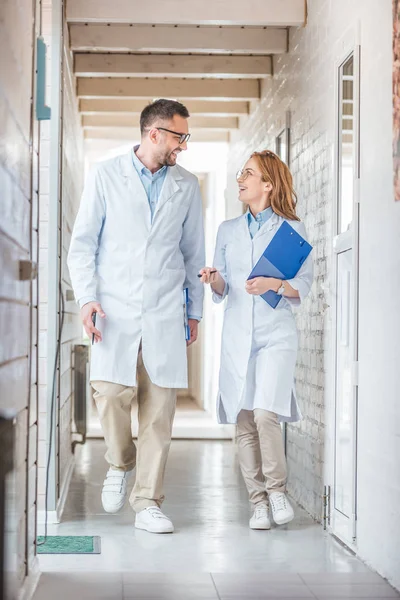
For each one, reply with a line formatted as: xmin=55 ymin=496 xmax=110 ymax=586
xmin=66 ymin=0 xmax=306 ymax=144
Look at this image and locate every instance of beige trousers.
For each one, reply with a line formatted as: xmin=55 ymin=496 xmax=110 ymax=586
xmin=91 ymin=351 xmax=176 ymax=513
xmin=236 ymin=409 xmax=287 ymax=505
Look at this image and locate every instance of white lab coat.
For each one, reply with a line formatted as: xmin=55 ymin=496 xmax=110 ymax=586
xmin=212 ymin=211 xmax=313 ymax=424
xmin=67 ymin=150 xmax=205 ymax=388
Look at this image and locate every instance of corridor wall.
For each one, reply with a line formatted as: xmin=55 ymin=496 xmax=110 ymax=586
xmin=0 ymin=0 xmax=41 ymax=597
xmin=226 ymin=0 xmax=400 ymax=590
xmin=38 ymin=2 xmax=84 ymax=521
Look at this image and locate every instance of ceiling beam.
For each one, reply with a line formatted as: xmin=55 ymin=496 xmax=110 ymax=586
xmin=79 ymin=98 xmax=250 ymax=117
xmin=69 ymin=24 xmax=288 ymax=54
xmin=67 ymin=0 xmax=306 ymax=26
xmin=77 ymin=78 xmax=260 ymax=100
xmin=84 ymin=128 xmax=231 ymax=142
xmin=74 ymin=54 xmax=272 ymax=79
xmin=82 ymin=114 xmax=239 ymax=130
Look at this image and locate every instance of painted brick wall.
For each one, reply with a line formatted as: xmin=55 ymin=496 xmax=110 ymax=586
xmin=227 ymin=1 xmax=334 ymax=521
xmin=227 ymin=0 xmax=400 ymax=590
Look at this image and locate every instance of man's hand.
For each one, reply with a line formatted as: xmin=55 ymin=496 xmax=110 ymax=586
xmin=245 ymin=277 xmax=281 ymax=296
xmin=80 ymin=301 xmax=106 ymax=343
xmin=187 ymin=319 xmax=199 ymax=347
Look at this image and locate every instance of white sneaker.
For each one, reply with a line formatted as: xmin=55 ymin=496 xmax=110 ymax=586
xmin=135 ymin=507 xmax=174 ymax=534
xmin=269 ymin=492 xmax=294 ymax=525
xmin=101 ymin=468 xmax=133 ymax=514
xmin=250 ymin=502 xmax=271 ymax=530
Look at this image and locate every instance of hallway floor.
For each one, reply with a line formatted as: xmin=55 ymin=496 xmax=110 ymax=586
xmin=34 ymin=441 xmax=399 ymax=599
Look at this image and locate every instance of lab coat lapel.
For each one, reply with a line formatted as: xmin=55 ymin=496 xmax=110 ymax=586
xmin=253 ymin=211 xmax=280 ymax=241
xmin=153 ymin=166 xmax=182 ymax=219
xmin=233 ymin=212 xmax=252 ymax=243
xmin=234 ymin=211 xmax=280 ymax=244
xmin=119 ymin=150 xmax=151 ymax=217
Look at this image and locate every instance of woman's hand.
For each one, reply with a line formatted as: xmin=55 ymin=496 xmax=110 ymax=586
xmin=199 ymin=267 xmax=219 ymax=284
xmin=199 ymin=267 xmax=226 ymax=297
xmin=245 ymin=277 xmax=281 ymax=296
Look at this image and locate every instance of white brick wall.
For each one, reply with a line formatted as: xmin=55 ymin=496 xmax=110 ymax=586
xmin=227 ymin=0 xmax=400 ymax=590
xmin=227 ymin=2 xmax=334 ymax=521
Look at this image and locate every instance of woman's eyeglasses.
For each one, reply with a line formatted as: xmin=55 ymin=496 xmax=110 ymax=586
xmin=237 ymin=151 xmax=277 ymax=181
xmin=236 ymin=169 xmax=262 ymax=181
xmin=156 ymin=127 xmax=191 ymax=145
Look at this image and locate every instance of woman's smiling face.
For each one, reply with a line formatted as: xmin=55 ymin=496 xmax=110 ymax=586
xmin=237 ymin=157 xmax=270 ymax=205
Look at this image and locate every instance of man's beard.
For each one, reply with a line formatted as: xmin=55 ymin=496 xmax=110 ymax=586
xmin=160 ymin=148 xmax=181 ymax=167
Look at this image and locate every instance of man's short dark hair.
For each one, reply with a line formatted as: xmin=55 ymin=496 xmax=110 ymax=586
xmin=140 ymin=99 xmax=190 ymax=134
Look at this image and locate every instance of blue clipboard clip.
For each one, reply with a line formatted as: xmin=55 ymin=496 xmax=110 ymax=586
xmin=183 ymin=288 xmax=190 ymax=341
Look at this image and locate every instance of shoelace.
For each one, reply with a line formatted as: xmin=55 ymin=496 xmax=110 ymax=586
xmin=270 ymin=494 xmax=287 ymax=512
xmin=254 ymin=504 xmax=269 ymax=518
xmin=146 ymin=507 xmax=170 ymax=520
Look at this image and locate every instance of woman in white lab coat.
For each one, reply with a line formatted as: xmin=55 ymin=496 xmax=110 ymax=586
xmin=200 ymin=150 xmax=313 ymax=530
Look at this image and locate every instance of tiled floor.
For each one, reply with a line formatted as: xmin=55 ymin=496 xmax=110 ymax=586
xmin=33 ymin=440 xmax=399 ymax=599
xmin=34 ymin=571 xmax=400 ymax=600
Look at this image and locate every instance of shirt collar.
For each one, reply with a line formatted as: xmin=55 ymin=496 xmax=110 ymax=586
xmin=247 ymin=206 xmax=274 ymax=226
xmin=132 ymin=146 xmax=167 ymax=179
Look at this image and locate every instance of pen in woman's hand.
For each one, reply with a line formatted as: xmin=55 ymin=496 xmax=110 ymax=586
xmin=197 ymin=270 xmax=217 ymax=278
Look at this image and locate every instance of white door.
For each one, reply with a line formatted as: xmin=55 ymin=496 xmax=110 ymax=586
xmin=331 ymin=49 xmax=360 ymax=545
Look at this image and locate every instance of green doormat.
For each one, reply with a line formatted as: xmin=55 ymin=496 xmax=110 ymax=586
xmin=37 ymin=536 xmax=101 ymax=554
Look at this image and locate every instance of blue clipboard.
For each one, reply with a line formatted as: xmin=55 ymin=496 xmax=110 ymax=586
xmin=248 ymin=221 xmax=312 ymax=308
xmin=183 ymin=288 xmax=190 ymax=341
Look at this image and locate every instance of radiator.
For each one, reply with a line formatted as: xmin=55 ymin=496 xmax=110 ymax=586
xmin=73 ymin=344 xmax=89 ymax=444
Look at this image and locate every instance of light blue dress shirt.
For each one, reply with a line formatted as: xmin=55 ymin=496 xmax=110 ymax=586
xmin=132 ymin=147 xmax=168 ymax=222
xmin=247 ymin=206 xmax=274 ymax=238
xmin=132 ymin=147 xmax=201 ymax=322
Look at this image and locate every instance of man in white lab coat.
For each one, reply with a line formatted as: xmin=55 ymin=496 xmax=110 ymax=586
xmin=67 ymin=99 xmax=205 ymax=533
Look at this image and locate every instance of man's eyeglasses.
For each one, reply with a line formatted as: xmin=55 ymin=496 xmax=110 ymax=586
xmin=156 ymin=127 xmax=191 ymax=145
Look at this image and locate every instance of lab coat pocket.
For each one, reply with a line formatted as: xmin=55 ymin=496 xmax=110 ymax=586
xmin=158 ymin=269 xmax=186 ymax=314
xmin=224 ymin=302 xmax=234 ymax=314
xmin=163 ymin=196 xmax=190 ymax=217
xmin=97 ymin=241 xmax=134 ymax=298
xmin=159 ymin=201 xmax=190 ymax=241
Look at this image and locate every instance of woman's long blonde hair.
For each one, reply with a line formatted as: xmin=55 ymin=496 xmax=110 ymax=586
xmin=250 ymin=150 xmax=300 ymax=221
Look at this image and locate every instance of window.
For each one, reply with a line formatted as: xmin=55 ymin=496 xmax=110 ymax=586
xmin=337 ymin=55 xmax=355 ymax=233
xmin=275 ymin=112 xmax=290 ymax=165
